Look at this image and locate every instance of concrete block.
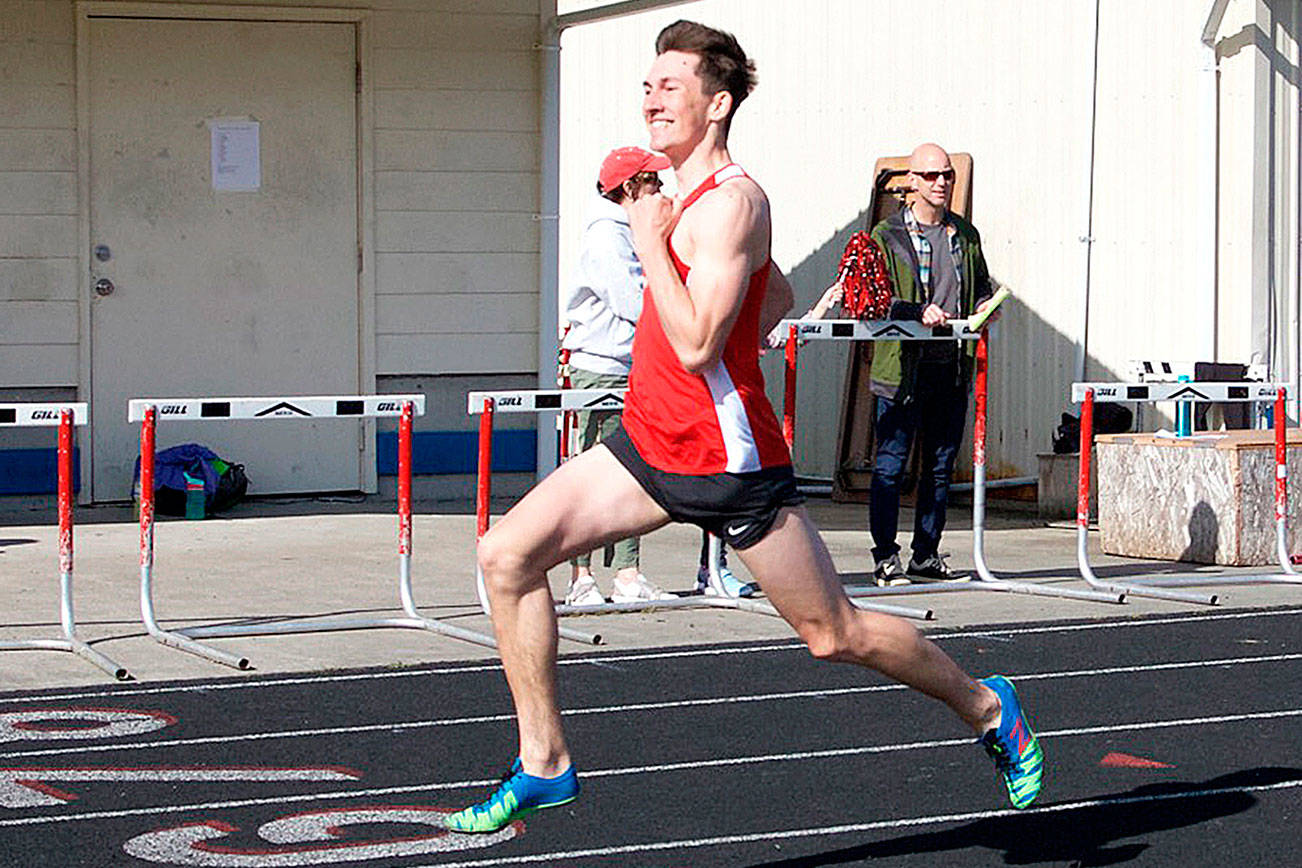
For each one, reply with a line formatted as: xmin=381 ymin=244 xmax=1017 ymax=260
xmin=1097 ymin=430 xmax=1301 ymax=566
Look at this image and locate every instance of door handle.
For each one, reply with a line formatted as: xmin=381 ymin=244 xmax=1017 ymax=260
xmin=94 ymin=278 xmax=115 ymax=297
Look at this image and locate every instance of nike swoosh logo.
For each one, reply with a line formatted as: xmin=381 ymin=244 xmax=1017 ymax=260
xmin=727 ymin=522 xmax=752 ymax=536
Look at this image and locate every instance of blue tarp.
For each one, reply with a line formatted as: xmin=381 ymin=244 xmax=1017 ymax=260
xmin=133 ymin=443 xmax=220 ymax=501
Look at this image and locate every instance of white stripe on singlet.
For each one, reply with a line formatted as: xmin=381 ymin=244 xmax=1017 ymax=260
xmin=702 ymin=360 xmax=760 ymax=473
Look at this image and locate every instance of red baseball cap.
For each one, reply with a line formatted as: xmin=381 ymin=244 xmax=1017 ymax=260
xmin=598 ymin=146 xmax=671 ymax=194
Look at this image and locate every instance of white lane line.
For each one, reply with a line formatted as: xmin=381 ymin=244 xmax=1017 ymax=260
xmin=3 ymin=606 xmax=1299 ymax=706
xmin=4 ymin=651 xmax=1302 ymax=760
xmin=403 ymin=778 xmax=1302 ymax=868
xmin=2 ymin=705 xmax=1300 ymax=828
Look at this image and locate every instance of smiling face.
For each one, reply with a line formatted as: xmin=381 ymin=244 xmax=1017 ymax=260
xmin=642 ymin=50 xmax=731 ymax=160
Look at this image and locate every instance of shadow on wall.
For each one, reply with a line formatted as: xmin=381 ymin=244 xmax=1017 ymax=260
xmin=1180 ymin=500 xmax=1220 ymax=565
xmin=763 ymin=209 xmax=1106 ymax=486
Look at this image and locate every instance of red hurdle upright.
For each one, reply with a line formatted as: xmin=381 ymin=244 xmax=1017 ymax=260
xmin=0 ymin=403 xmax=128 ymax=680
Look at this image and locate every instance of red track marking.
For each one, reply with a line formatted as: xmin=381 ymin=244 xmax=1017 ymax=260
xmin=1100 ymin=751 xmax=1174 ymax=769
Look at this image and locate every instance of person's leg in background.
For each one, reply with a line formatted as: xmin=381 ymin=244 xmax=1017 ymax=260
xmin=869 ymin=392 xmax=917 ymax=586
xmin=908 ymin=362 xmax=969 ymax=581
xmin=695 ymin=530 xmax=758 ymax=597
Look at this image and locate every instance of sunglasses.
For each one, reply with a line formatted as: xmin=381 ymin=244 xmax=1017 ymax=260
xmin=913 ymin=169 xmax=955 ymax=182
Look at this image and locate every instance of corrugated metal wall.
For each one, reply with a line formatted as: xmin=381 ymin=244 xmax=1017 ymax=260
xmin=557 ymin=0 xmax=1244 ymax=480
xmin=0 ymin=0 xmax=78 ymax=387
xmin=0 ymin=0 xmax=544 ymax=386
xmin=371 ymin=0 xmax=543 ymax=376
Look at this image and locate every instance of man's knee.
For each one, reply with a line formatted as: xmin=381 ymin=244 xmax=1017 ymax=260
xmin=476 ymin=527 xmax=532 ymax=592
xmin=800 ymin=614 xmax=906 ymax=666
xmin=800 ymin=616 xmax=861 ymax=663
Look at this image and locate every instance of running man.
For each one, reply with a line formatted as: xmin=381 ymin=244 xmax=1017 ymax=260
xmin=447 ymin=20 xmax=1043 ymax=834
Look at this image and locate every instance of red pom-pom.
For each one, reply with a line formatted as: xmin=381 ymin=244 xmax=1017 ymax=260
xmin=837 ymin=232 xmax=893 ymax=319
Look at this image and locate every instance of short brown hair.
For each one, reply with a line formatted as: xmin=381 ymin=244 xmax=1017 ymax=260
xmin=655 ymin=20 xmax=756 ymax=130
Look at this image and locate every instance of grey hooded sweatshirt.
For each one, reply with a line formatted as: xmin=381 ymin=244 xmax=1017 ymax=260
xmin=561 ymin=196 xmax=645 ymax=376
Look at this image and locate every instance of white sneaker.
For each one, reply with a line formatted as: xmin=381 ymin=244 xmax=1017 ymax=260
xmin=610 ymin=574 xmax=675 ymax=603
xmin=565 ymin=576 xmax=605 ymax=606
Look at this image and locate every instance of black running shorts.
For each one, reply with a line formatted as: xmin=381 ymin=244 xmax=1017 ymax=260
xmin=602 ymin=422 xmax=805 ymax=550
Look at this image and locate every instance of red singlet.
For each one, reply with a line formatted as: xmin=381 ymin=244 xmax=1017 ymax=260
xmin=622 ymin=164 xmax=792 ymax=474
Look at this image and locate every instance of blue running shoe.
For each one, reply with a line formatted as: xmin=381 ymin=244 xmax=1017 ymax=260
xmin=696 ymin=565 xmax=759 ymax=598
xmin=445 ymin=761 xmax=579 ymax=833
xmin=978 ymin=675 xmax=1044 ymax=809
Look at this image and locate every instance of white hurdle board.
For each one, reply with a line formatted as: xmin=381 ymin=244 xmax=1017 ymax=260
xmin=0 ymin=403 xmax=89 ymax=426
xmin=467 ymin=389 xmax=624 ymax=414
xmin=776 ymin=318 xmax=980 ymax=342
xmin=129 ymin=395 xmax=424 ymax=422
xmin=1072 ymin=382 xmax=1290 ymax=403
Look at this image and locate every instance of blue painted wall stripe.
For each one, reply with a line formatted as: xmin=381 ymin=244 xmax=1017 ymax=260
xmin=376 ymin=430 xmax=536 ymax=476
xmin=0 ymin=448 xmax=81 ymax=495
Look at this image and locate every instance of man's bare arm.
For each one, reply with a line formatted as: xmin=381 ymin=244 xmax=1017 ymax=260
xmin=629 ymin=186 xmax=765 ymax=373
xmin=758 ymin=263 xmax=794 ymax=337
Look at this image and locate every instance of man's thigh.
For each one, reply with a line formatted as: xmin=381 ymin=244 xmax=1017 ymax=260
xmin=484 ymin=443 xmax=670 ymax=572
xmin=733 ymin=506 xmax=853 ymax=628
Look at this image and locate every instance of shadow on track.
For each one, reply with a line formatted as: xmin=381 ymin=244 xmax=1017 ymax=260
xmin=745 ymin=767 xmax=1301 ymax=868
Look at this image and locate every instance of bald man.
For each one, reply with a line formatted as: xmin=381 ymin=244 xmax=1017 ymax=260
xmin=866 ymin=143 xmax=1001 ymax=586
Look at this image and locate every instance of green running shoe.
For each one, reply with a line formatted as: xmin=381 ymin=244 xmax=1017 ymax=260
xmin=978 ymin=675 xmax=1044 ymax=809
xmin=445 ymin=760 xmax=579 ymax=833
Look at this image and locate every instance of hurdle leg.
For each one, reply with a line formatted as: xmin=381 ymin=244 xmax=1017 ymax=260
xmin=55 ymin=410 xmax=131 ymax=680
xmin=392 ymin=402 xmax=498 ymax=649
xmin=783 ymin=323 xmax=798 ymax=448
xmin=473 ymin=398 xmax=600 ymax=646
xmin=1277 ymin=389 xmax=1300 ymax=576
xmin=1072 ymin=389 xmax=1219 ymax=604
xmin=1105 ymin=387 xmax=1300 ymax=590
xmin=0 ymin=407 xmax=130 ymax=680
xmin=135 ymin=405 xmax=251 ymax=669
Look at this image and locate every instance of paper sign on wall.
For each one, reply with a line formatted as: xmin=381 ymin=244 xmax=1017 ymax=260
xmin=210 ymin=120 xmax=260 ymax=191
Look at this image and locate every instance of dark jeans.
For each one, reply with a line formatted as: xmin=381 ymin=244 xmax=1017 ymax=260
xmin=869 ymin=361 xmax=969 ymax=565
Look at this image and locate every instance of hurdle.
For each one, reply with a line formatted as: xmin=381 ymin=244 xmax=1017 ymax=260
xmin=781 ymin=320 xmax=1125 ymax=605
xmin=468 ymin=388 xmax=934 ymax=636
xmin=0 ymin=404 xmax=129 ymax=680
xmin=130 ymin=395 xmax=496 ymax=669
xmin=1072 ymin=381 xmax=1300 ymax=602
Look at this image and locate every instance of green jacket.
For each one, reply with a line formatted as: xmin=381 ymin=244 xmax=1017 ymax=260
xmin=868 ymin=207 xmax=993 ymax=400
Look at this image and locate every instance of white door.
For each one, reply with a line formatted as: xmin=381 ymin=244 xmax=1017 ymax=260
xmin=88 ymin=17 xmax=361 ymax=500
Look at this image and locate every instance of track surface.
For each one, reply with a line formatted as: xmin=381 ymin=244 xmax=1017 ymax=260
xmin=2 ymin=606 xmax=1301 ymax=867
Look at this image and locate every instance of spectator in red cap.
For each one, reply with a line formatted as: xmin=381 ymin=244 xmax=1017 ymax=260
xmin=559 ymin=146 xmax=673 ymax=606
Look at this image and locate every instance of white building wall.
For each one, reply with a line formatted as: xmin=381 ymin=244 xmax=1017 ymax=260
xmin=560 ymin=0 xmax=1106 ymax=479
xmin=1086 ymin=0 xmax=1209 ymax=406
xmin=1215 ymin=0 xmax=1301 ymax=418
xmin=557 ymin=0 xmax=1302 ymax=477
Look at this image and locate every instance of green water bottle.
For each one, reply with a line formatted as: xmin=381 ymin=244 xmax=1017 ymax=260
xmin=1175 ymin=374 xmax=1193 ymax=437
xmin=184 ymin=472 xmax=205 ymax=520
